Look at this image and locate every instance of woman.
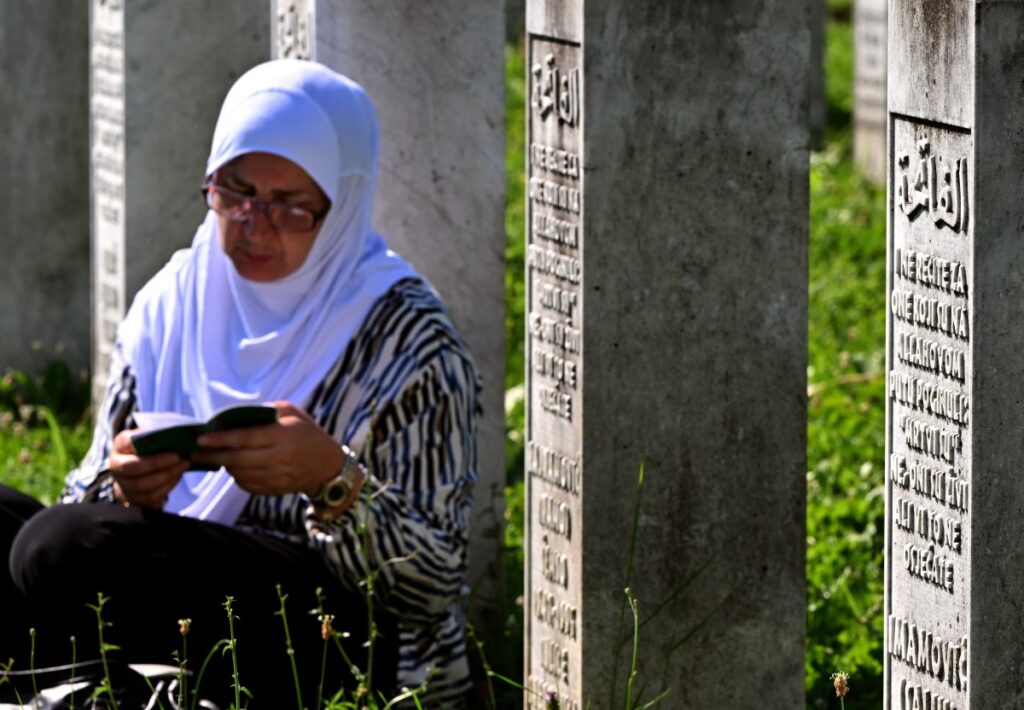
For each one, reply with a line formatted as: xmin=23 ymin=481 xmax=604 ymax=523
xmin=0 ymin=60 xmax=479 ymax=707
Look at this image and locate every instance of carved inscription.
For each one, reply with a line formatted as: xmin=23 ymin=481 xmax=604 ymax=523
xmin=527 ymin=36 xmax=583 ymax=707
xmin=888 ymin=615 xmax=968 ymax=693
xmin=895 ymin=139 xmax=969 ymax=233
xmin=91 ymin=0 xmax=127 ymax=403
xmin=887 ymin=122 xmax=972 ymax=706
xmin=274 ymin=0 xmax=314 ymax=60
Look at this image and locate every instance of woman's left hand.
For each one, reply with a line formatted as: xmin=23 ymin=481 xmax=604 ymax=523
xmin=190 ymin=401 xmax=344 ymax=497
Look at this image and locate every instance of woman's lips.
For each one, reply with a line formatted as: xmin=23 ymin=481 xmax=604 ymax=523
xmin=242 ymin=251 xmax=273 ymax=264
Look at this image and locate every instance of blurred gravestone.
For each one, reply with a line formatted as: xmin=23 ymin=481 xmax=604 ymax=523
xmin=523 ymin=0 xmax=809 ymax=707
xmin=271 ymin=0 xmax=507 ymax=616
xmin=89 ymin=0 xmax=268 ymax=402
xmin=885 ymin=1 xmax=1024 ymax=707
xmin=0 ymin=2 xmax=89 ymax=374
xmin=854 ymin=0 xmax=887 ymax=183
xmin=811 ymin=0 xmax=826 ymax=149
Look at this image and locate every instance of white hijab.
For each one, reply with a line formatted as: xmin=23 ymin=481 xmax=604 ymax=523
xmin=117 ymin=60 xmax=417 ymax=524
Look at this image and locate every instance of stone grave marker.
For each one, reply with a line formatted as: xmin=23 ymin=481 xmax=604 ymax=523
xmin=885 ymin=1 xmax=1024 ymax=707
xmin=271 ymin=0 xmax=507 ymax=612
xmin=854 ymin=0 xmax=887 ymax=183
xmin=90 ymin=0 xmax=268 ymax=402
xmin=0 ymin=1 xmax=90 ymax=374
xmin=523 ymin=1 xmax=809 ymax=707
xmin=812 ymin=0 xmax=826 ymax=149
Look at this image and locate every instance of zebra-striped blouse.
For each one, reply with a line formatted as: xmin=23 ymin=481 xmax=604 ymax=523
xmin=61 ymin=278 xmax=481 ymax=704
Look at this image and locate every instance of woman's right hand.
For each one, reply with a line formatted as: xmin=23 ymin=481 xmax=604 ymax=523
xmin=108 ymin=430 xmax=190 ymax=509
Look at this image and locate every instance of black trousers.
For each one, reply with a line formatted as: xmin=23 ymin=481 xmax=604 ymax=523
xmin=0 ymin=485 xmax=396 ymax=708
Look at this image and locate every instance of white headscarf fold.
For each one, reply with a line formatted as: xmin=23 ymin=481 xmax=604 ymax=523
xmin=117 ymin=60 xmax=418 ymax=524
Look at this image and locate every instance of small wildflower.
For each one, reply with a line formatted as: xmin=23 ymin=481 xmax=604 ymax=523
xmin=18 ymin=448 xmax=31 ymax=464
xmin=318 ymin=613 xmax=335 ymax=641
xmin=831 ymin=671 xmax=850 ymax=697
xmin=356 ymin=685 xmax=367 ymax=698
xmin=12 ymin=422 xmax=26 ymax=437
xmin=178 ymin=618 xmax=191 ymax=636
xmin=0 ymin=412 xmax=12 ymax=429
xmin=18 ymin=404 xmax=34 ymax=423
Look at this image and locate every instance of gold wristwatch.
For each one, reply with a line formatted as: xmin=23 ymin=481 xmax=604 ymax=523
xmin=309 ymin=445 xmax=363 ymax=509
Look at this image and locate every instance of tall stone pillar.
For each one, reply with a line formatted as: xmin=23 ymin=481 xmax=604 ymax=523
xmin=885 ymin=2 xmax=1024 ymax=707
xmin=0 ymin=2 xmax=89 ymax=373
xmin=523 ymin=1 xmax=809 ymax=707
xmin=90 ymin=1 xmax=268 ymax=401
xmin=854 ymin=0 xmax=887 ymax=183
xmin=271 ymin=1 xmax=507 ymax=612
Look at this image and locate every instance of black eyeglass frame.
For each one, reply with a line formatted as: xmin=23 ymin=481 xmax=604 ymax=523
xmin=200 ymin=181 xmax=331 ymax=233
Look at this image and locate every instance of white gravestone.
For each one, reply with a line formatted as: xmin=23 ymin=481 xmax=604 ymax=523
xmin=885 ymin=1 xmax=1024 ymax=707
xmin=854 ymin=0 xmax=887 ymax=183
xmin=523 ymin=0 xmax=809 ymax=707
xmin=271 ymin=0 xmax=507 ymax=615
xmin=90 ymin=0 xmax=269 ymax=402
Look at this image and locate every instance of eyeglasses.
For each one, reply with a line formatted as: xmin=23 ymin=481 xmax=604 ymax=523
xmin=201 ymin=182 xmax=330 ymax=233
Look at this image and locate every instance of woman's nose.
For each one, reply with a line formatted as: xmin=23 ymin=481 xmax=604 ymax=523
xmin=242 ymin=206 xmax=275 ymax=239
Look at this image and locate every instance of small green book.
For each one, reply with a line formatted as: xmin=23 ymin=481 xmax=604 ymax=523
xmin=130 ymin=405 xmax=278 ymax=469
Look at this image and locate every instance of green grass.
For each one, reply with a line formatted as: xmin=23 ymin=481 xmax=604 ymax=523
xmin=805 ymin=20 xmax=886 ymax=709
xmin=5 ymin=18 xmax=886 ymax=708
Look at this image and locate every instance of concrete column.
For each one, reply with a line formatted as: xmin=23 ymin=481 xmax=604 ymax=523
xmin=854 ymin=0 xmax=887 ymax=183
xmin=523 ymin=1 xmax=809 ymax=707
xmin=271 ymin=0 xmax=507 ymax=615
xmin=0 ymin=2 xmax=89 ymax=374
xmin=885 ymin=1 xmax=1024 ymax=707
xmin=90 ymin=0 xmax=268 ymax=401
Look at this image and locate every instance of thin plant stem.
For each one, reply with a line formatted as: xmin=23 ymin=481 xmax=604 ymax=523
xmin=69 ymin=635 xmax=77 ymax=710
xmin=466 ymin=622 xmax=497 ymax=710
xmin=223 ymin=596 xmax=243 ymax=710
xmin=610 ymin=463 xmax=646 ymax=709
xmin=176 ymin=619 xmax=190 ymax=710
xmin=359 ymin=440 xmax=376 ymax=705
xmin=29 ymin=627 xmax=39 ymax=710
xmin=275 ymin=585 xmax=305 ymax=710
xmin=314 ymin=588 xmax=330 ymax=710
xmin=0 ymin=658 xmax=25 ymax=707
xmin=625 ymin=588 xmax=640 ymax=710
xmin=317 ymin=638 xmax=328 ymax=710
xmin=89 ymin=592 xmax=120 ymax=710
xmin=841 ymin=698 xmax=846 ymax=710
xmin=191 ymin=639 xmax=228 ymax=710
xmin=140 ymin=674 xmax=167 ymax=710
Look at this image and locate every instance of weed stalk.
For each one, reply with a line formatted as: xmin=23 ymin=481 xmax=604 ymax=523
xmin=88 ymin=592 xmax=119 ymax=710
xmin=29 ymin=627 xmax=39 ymax=710
xmin=275 ymin=585 xmax=305 ymax=710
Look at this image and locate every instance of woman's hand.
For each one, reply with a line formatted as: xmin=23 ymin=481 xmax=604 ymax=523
xmin=190 ymin=401 xmax=344 ymax=498
xmin=109 ymin=430 xmax=190 ymax=508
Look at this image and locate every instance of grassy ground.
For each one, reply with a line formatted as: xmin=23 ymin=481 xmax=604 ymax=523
xmin=805 ymin=17 xmax=886 ymax=709
xmin=5 ymin=15 xmax=885 ymax=708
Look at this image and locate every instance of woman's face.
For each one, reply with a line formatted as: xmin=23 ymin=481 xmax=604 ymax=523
xmin=214 ymin=152 xmax=330 ymax=282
